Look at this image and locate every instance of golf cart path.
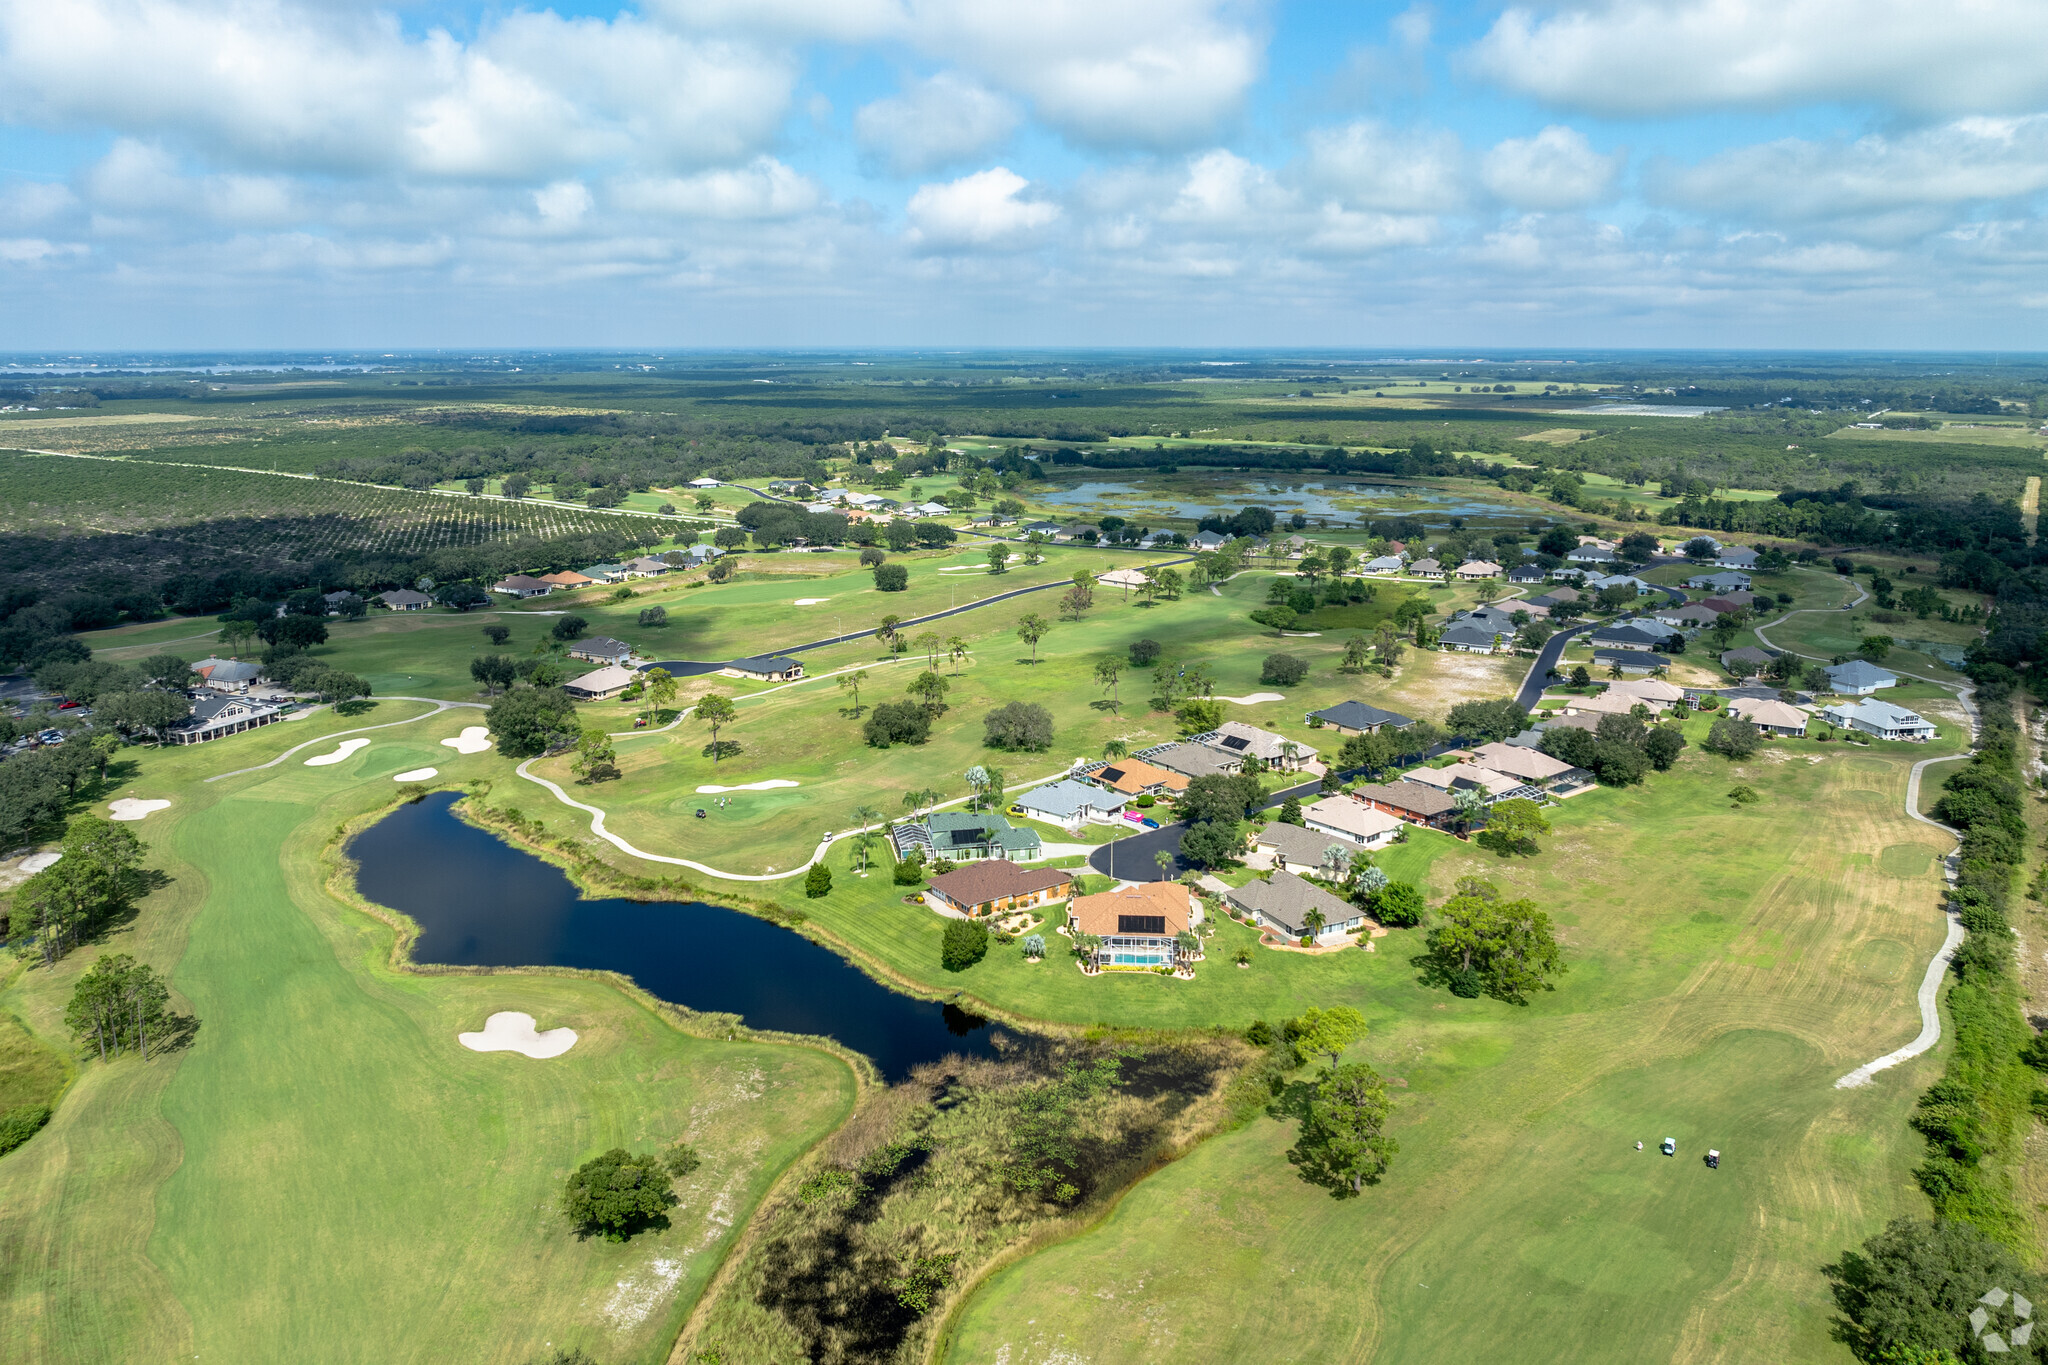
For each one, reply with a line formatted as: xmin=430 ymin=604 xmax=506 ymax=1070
xmin=1833 ymin=749 xmax=1970 ymax=1089
xmin=205 ymin=697 xmax=485 ymax=782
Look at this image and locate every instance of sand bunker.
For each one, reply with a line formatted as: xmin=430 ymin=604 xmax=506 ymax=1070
xmin=440 ymin=726 xmax=490 ymax=755
xmin=696 ymin=779 xmax=800 ymax=793
xmin=283 ymin=706 xmax=320 ymax=721
xmin=109 ymin=798 xmax=171 ymax=821
xmin=393 ymin=768 xmax=438 ymax=782
xmin=1214 ymin=692 xmax=1286 ymax=704
xmin=936 ymin=565 xmax=985 ymax=573
xmin=305 ymin=738 xmax=370 ymax=766
xmin=19 ymin=852 xmax=60 ymax=873
xmin=793 ymin=597 xmax=831 ymax=605
xmin=459 ymin=1012 xmax=577 ymax=1059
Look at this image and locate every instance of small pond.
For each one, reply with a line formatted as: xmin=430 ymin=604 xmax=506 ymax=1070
xmin=350 ymin=792 xmax=1001 ymax=1081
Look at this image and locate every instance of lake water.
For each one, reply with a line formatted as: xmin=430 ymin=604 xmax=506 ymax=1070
xmin=349 ymin=792 xmax=1001 ymax=1081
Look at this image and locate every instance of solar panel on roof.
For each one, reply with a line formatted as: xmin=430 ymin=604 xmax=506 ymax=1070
xmin=1100 ymin=767 xmax=1126 ymax=782
xmin=1117 ymin=915 xmax=1166 ymax=935
xmin=1221 ymin=735 xmax=1249 ymax=750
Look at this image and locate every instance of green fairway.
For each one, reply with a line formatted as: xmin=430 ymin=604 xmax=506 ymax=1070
xmin=0 ymin=706 xmax=854 ymax=1365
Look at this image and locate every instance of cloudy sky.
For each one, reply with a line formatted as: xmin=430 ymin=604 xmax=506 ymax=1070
xmin=3 ymin=0 xmax=2046 ymax=350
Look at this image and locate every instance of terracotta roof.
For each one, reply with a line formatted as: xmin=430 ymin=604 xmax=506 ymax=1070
xmin=1093 ymin=758 xmax=1188 ymax=794
xmin=926 ymin=861 xmax=1073 ymax=910
xmin=1069 ymin=881 xmax=1192 ymax=938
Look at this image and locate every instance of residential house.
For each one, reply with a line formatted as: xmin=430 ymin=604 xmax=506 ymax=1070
xmin=1717 ymin=545 xmax=1761 ymax=569
xmin=563 ymin=664 xmax=635 ymax=700
xmin=1713 ymin=589 xmax=1759 ymax=609
xmin=169 ymin=694 xmax=283 ymax=745
xmin=538 ymin=570 xmax=595 ymax=589
xmin=1604 ymin=677 xmax=1688 ymax=706
xmin=1821 ymin=698 xmax=1938 ymax=741
xmin=1090 ymin=758 xmax=1189 ymax=798
xmin=1696 ymin=596 xmax=1748 ymax=617
xmin=845 ymin=492 xmax=891 ymax=510
xmin=1363 ymin=554 xmax=1407 ymax=575
xmin=621 ymin=556 xmax=673 ymax=579
xmin=1255 ymin=823 xmax=1362 ymax=876
xmin=1014 ymin=779 xmax=1127 ymax=831
xmin=1591 ymin=649 xmax=1664 ymax=674
xmin=903 ymin=500 xmax=947 ymax=516
xmin=1227 ymin=870 xmax=1365 ymax=942
xmin=901 ymin=811 xmax=1044 ymax=863
xmin=1191 ymin=530 xmax=1229 ymax=551
xmin=1455 ymin=559 xmax=1503 ymax=580
xmin=1582 ymin=573 xmax=1654 ymax=596
xmin=1407 ymin=558 xmax=1445 ymax=579
xmin=1400 ymin=764 xmax=1538 ymax=802
xmin=1685 ymin=570 xmax=1752 ymax=593
xmin=687 ymin=477 xmax=722 ymax=488
xmin=925 ymin=862 xmax=1074 ymax=919
xmin=1464 ymin=742 xmax=1583 ymax=789
xmin=1825 ymin=660 xmax=1898 ymax=695
xmin=1719 ymin=645 xmax=1778 ymax=673
xmin=1098 ymin=567 xmax=1152 ymax=591
xmin=490 ymin=575 xmax=554 ymax=598
xmin=1728 ymin=696 xmax=1809 ymax=736
xmin=1070 ymin=881 xmax=1197 ymax=970
xmin=319 ymin=590 xmax=357 ymax=614
xmin=1560 ymin=690 xmax=1654 ymax=718
xmin=1650 ymin=602 xmax=1719 ymax=630
xmin=1349 ymin=780 xmax=1460 ymax=827
xmin=727 ymin=655 xmax=804 ymax=682
xmin=1456 ymin=604 xmax=1519 ymax=634
xmin=1566 ymin=544 xmax=1620 ymax=566
xmin=568 ymin=637 xmax=633 ymax=664
xmin=1141 ymin=742 xmax=1241 ymax=781
xmin=678 ymin=544 xmax=723 ymax=567
xmin=1192 ymin=721 xmax=1317 ymax=771
xmin=1588 ymin=623 xmax=1667 ymax=652
xmin=190 ymin=657 xmax=260 ymax=692
xmin=767 ymin=479 xmax=807 ymax=494
xmin=1507 ymin=564 xmax=1548 ymax=584
xmin=378 ymin=588 xmax=434 ymax=610
xmin=1301 ymin=796 xmax=1404 ymax=849
xmin=1306 ymin=700 xmax=1415 ymax=735
xmin=1439 ymin=622 xmax=1503 ymax=654
xmin=1022 ymin=521 xmax=1062 ymax=538
xmin=578 ymin=563 xmax=630 ymax=583
xmin=1052 ymin=523 xmax=1097 ymax=542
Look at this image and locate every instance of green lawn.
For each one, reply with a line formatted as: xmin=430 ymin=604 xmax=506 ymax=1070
xmin=0 ymin=704 xmax=854 ymax=1365
xmin=941 ymin=725 xmax=1960 ymax=1364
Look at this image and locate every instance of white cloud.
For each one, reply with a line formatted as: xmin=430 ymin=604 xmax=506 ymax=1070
xmin=905 ymin=166 xmax=1058 ymax=247
xmin=1166 ymin=150 xmax=1285 ymax=226
xmin=0 ymin=180 xmax=77 ymax=227
xmin=1481 ymin=126 xmax=1620 ymax=210
xmin=1304 ymin=121 xmax=1467 ymax=213
xmin=0 ymin=237 xmax=87 ymax=264
xmin=81 ymin=138 xmax=301 ymax=226
xmin=1468 ymin=0 xmax=2048 ymax=118
xmin=533 ymin=181 xmax=592 ymax=229
xmin=1305 ymin=205 xmax=1436 ymax=254
xmin=855 ymin=73 xmax=1019 ymax=176
xmin=613 ymin=159 xmax=825 ymax=219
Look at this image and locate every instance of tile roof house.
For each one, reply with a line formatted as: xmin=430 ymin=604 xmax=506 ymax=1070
xmin=1254 ymin=822 xmax=1363 ymax=876
xmin=1227 ymin=870 xmax=1364 ymax=942
xmin=490 ymin=575 xmax=554 ymax=598
xmin=1349 ymin=780 xmax=1460 ymax=826
xmin=1069 ymin=881 xmax=1197 ymax=971
xmin=1141 ymin=742 xmax=1241 ymax=780
xmin=1193 ymin=722 xmax=1317 ymax=770
xmin=568 ymin=636 xmax=633 ymax=664
xmin=1306 ymin=700 xmax=1415 ymax=735
xmin=1014 ymin=779 xmax=1126 ymax=830
xmin=1825 ymin=660 xmax=1898 ymax=694
xmin=1091 ymin=758 xmax=1189 ymax=796
xmin=169 ymin=694 xmax=283 ymax=745
xmin=727 ymin=655 xmax=804 ymax=682
xmin=1300 ymin=795 xmax=1404 ymax=849
xmin=1821 ymin=698 xmax=1937 ymax=741
xmin=563 ymin=664 xmax=636 ymax=700
xmin=925 ymin=862 xmax=1074 ymax=918
xmin=377 ymin=588 xmax=434 ymax=610
xmin=1728 ymin=696 xmax=1809 ymax=736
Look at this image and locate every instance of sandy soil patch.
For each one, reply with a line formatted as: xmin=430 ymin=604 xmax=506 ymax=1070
xmin=109 ymin=798 xmax=171 ymax=821
xmin=458 ymin=1011 xmax=577 ymax=1058
xmin=305 ymin=738 xmax=370 ymax=766
xmin=283 ymin=705 xmax=323 ymax=721
xmin=793 ymin=597 xmax=832 ymax=605
xmin=393 ymin=767 xmax=438 ymax=782
xmin=19 ymin=851 xmax=61 ymax=873
xmin=1213 ymin=692 xmax=1286 ymax=704
xmin=696 ymin=779 xmax=800 ymax=793
xmin=440 ymin=725 xmax=490 ymax=754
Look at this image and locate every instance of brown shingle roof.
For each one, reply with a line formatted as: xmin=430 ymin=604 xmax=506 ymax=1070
xmin=1349 ymin=781 xmax=1459 ymax=818
xmin=1069 ymin=881 xmax=1192 ymax=937
xmin=926 ymin=861 xmax=1073 ymax=911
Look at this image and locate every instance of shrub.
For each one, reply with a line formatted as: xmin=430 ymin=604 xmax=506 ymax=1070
xmin=1372 ymin=881 xmax=1427 ymax=927
xmin=863 ymin=701 xmax=931 ymax=748
xmin=561 ymin=1148 xmax=677 ymax=1240
xmin=1245 ymin=1019 xmax=1274 ymax=1046
xmin=551 ymin=615 xmax=588 ymax=641
xmin=1134 ymin=793 xmax=1156 ymax=807
xmin=1260 ymin=652 xmax=1308 ymax=686
xmin=1703 ymin=714 xmax=1762 ymax=759
xmin=0 ymin=1103 xmax=52 ymax=1157
xmin=892 ymin=851 xmax=925 ymax=885
xmin=983 ymin=701 xmax=1053 ymax=751
xmin=1022 ymin=934 xmax=1045 ymax=959
xmin=1129 ymin=638 xmax=1161 ymax=666
xmin=873 ymin=563 xmax=909 ymax=592
xmin=859 ymin=547 xmax=887 ymax=567
xmin=941 ymin=919 xmax=989 ymax=971
xmin=804 ymin=864 xmax=833 ymax=898
xmin=637 ymin=605 xmax=667 ymax=627
xmin=1175 ymin=699 xmax=1223 ymax=734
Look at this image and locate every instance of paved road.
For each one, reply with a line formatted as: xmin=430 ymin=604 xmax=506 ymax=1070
xmin=1511 ymin=573 xmax=1690 ymax=710
xmin=1086 ymin=770 xmax=1352 ymax=882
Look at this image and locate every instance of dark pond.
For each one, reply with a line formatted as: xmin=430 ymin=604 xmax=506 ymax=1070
xmin=349 ymin=792 xmax=1001 ymax=1081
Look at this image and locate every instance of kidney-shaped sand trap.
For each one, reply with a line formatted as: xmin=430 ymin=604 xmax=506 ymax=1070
xmin=459 ymin=1011 xmax=577 ymax=1059
xmin=305 ymin=738 xmax=370 ymax=767
xmin=441 ymin=726 xmax=491 ymax=755
xmin=393 ymin=767 xmax=438 ymax=782
xmin=109 ymin=798 xmax=172 ymax=821
xmin=696 ymin=779 xmax=800 ymax=793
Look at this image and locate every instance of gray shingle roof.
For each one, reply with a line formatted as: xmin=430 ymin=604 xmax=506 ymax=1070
xmin=1226 ymin=870 xmax=1357 ymax=937
xmin=1309 ymin=700 xmax=1414 ymax=731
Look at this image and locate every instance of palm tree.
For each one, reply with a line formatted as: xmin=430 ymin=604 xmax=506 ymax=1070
xmin=946 ymin=635 xmax=969 ymax=673
xmin=981 ymin=768 xmax=1005 ymax=812
xmin=851 ymin=803 xmax=883 ymax=869
xmin=1154 ymin=848 xmax=1176 ymax=879
xmin=1103 ymin=739 xmax=1130 ymax=761
xmin=1280 ymin=739 xmax=1300 ymax=771
xmin=1303 ymin=907 xmax=1328 ymax=941
xmin=1452 ymin=786 xmax=1490 ymax=836
xmin=963 ymin=765 xmax=990 ymax=810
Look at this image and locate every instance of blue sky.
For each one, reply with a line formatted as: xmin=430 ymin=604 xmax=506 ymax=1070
xmin=3 ymin=0 xmax=2046 ymax=349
